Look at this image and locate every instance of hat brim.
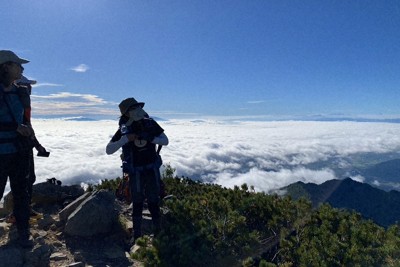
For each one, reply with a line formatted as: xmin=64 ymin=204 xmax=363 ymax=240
xmin=17 ymin=76 xmax=36 ymax=85
xmin=121 ymin=102 xmax=145 ymax=115
xmin=18 ymin=58 xmax=29 ymax=64
xmin=130 ymin=102 xmax=145 ymax=109
xmin=18 ymin=80 xmax=36 ymax=85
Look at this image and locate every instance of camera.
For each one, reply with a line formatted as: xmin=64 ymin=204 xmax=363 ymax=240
xmin=37 ymin=151 xmax=50 ymax=157
xmin=120 ymin=124 xmax=131 ymax=135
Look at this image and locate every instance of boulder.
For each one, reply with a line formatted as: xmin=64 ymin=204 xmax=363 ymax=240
xmin=59 ymin=192 xmax=91 ymax=222
xmin=3 ymin=181 xmax=84 ymax=212
xmin=64 ymin=190 xmax=119 ymax=237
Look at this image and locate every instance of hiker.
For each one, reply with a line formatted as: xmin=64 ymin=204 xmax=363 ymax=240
xmin=106 ymin=97 xmax=169 ymax=243
xmin=2 ymin=76 xmax=48 ymax=225
xmin=0 ymin=50 xmax=33 ymax=247
xmin=16 ymin=76 xmax=49 ymax=210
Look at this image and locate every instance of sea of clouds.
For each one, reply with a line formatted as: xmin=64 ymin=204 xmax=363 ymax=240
xmin=4 ymin=119 xmax=400 ymax=194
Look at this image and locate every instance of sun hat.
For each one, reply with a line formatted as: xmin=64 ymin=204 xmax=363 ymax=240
xmin=119 ymin=97 xmax=145 ymax=115
xmin=0 ymin=50 xmax=29 ymax=65
xmin=16 ymin=75 xmax=37 ymax=85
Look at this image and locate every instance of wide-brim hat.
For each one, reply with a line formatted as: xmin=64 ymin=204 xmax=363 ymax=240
xmin=0 ymin=50 xmax=29 ymax=65
xmin=16 ymin=75 xmax=37 ymax=85
xmin=119 ymin=97 xmax=145 ymax=115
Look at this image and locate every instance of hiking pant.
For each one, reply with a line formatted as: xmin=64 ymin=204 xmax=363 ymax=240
xmin=27 ymin=150 xmax=36 ymax=204
xmin=129 ymin=167 xmax=161 ymax=237
xmin=0 ymin=152 xmax=30 ymax=233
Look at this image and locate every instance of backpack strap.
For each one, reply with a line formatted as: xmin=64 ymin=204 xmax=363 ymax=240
xmin=156 ymin=145 xmax=162 ymax=155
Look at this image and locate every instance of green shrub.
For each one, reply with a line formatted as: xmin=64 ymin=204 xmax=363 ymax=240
xmin=92 ymin=164 xmax=400 ymax=266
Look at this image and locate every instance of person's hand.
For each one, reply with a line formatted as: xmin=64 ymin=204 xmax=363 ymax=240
xmin=126 ymin=133 xmax=139 ymax=142
xmin=36 ymin=144 xmax=46 ymax=153
xmin=16 ymin=124 xmax=33 ymax=137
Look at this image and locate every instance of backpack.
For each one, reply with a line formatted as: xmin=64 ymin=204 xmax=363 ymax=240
xmin=115 ymin=145 xmax=166 ymax=203
xmin=115 ymin=172 xmax=132 ymax=204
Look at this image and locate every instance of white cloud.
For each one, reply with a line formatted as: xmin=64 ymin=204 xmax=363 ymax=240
xmin=30 ymin=92 xmax=118 ymax=117
xmin=33 ymin=92 xmax=106 ymax=104
xmin=3 ymin=119 xmax=396 ymax=196
xmin=33 ymin=83 xmax=64 ymax=88
xmin=247 ymin=100 xmax=265 ymax=104
xmin=71 ymin=64 xmax=89 ymax=73
xmin=159 ymin=120 xmax=400 ymax=191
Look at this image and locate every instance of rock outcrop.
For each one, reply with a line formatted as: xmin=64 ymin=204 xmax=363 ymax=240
xmin=0 ymin=181 xmax=149 ymax=267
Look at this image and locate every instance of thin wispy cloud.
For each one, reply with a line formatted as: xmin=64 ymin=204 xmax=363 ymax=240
xmin=31 ymin=92 xmax=117 ymax=117
xmin=33 ymin=83 xmax=64 ymax=88
xmin=33 ymin=92 xmax=106 ymax=104
xmin=71 ymin=64 xmax=89 ymax=73
xmin=247 ymin=100 xmax=265 ymax=104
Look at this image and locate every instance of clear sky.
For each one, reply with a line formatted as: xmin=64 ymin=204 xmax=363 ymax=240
xmin=2 ymin=0 xmax=400 ymax=120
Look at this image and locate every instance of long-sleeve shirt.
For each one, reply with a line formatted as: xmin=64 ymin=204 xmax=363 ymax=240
xmin=106 ymin=132 xmax=168 ymax=155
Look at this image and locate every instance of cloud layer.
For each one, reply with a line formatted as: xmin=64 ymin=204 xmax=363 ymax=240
xmin=31 ymin=93 xmax=118 ymax=117
xmin=4 ymin=119 xmax=396 ymax=196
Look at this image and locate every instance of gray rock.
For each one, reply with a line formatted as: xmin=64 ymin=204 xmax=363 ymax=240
xmin=104 ymin=244 xmax=126 ymax=259
xmin=3 ymin=181 xmax=84 ymax=212
xmin=0 ymin=203 xmax=8 ymax=218
xmin=0 ymin=222 xmax=9 ymax=238
xmin=37 ymin=214 xmax=56 ymax=230
xmin=24 ymin=244 xmax=51 ymax=267
xmin=50 ymin=252 xmax=68 ymax=260
xmin=59 ymin=192 xmax=91 ymax=222
xmin=64 ymin=190 xmax=119 ymax=237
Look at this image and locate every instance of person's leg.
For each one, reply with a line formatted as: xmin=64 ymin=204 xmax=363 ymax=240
xmin=8 ymin=152 xmax=31 ymax=245
xmin=130 ymin=169 xmax=145 ymax=240
xmin=132 ymin=201 xmax=144 ymax=239
xmin=27 ymin=151 xmax=41 ymax=217
xmin=27 ymin=151 xmax=35 ymax=204
xmin=144 ymin=168 xmax=161 ymax=235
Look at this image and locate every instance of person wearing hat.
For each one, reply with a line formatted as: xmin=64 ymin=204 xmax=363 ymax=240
xmin=0 ymin=50 xmax=34 ymax=247
xmin=2 ymin=75 xmax=48 ymax=225
xmin=106 ymin=97 xmax=169 ymax=245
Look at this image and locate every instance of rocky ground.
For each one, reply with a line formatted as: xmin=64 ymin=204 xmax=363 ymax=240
xmin=0 ymin=182 xmax=150 ymax=267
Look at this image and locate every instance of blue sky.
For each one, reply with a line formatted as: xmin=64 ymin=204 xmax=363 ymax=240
xmin=2 ymin=0 xmax=400 ymax=120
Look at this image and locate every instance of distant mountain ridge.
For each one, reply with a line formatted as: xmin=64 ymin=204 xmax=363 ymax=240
xmin=283 ymin=178 xmax=400 ymax=227
xmin=363 ymin=159 xmax=400 ymax=183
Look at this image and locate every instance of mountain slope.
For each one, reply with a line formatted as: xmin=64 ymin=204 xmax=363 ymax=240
xmin=283 ymin=178 xmax=400 ymax=227
xmin=362 ymin=159 xmax=400 ymax=183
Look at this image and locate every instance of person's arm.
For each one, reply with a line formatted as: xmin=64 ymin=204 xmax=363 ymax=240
xmin=152 ymin=132 xmax=169 ymax=146
xmin=32 ymin=136 xmax=47 ymax=153
xmin=106 ymin=130 xmax=127 ymax=155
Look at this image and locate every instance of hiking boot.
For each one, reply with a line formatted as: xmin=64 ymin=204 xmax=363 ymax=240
xmin=152 ymin=219 xmax=161 ymax=237
xmin=127 ymin=231 xmax=142 ymax=248
xmin=18 ymin=237 xmax=34 ymax=248
xmin=17 ymin=229 xmax=33 ymax=248
xmin=128 ymin=236 xmax=137 ymax=247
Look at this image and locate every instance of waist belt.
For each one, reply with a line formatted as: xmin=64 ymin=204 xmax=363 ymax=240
xmin=124 ymin=154 xmax=162 ymax=173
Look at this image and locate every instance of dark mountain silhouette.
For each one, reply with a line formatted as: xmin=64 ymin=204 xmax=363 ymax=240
xmin=362 ymin=159 xmax=400 ymax=183
xmin=283 ymin=178 xmax=400 ymax=227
